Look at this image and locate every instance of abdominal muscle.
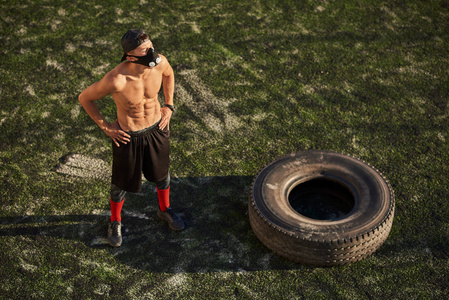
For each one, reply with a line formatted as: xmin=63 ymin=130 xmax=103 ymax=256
xmin=115 ymin=95 xmax=162 ymax=132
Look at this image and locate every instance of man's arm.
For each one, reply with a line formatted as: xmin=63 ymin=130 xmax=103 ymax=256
xmin=78 ymin=73 xmax=130 ymax=147
xmin=159 ymin=55 xmax=175 ymax=130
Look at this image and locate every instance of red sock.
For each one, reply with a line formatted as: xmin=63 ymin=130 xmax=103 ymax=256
xmin=157 ymin=187 xmax=170 ymax=211
xmin=110 ymin=198 xmax=124 ymax=222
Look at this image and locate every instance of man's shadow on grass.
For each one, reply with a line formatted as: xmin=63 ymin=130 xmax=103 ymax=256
xmin=0 ymin=176 xmax=301 ymax=273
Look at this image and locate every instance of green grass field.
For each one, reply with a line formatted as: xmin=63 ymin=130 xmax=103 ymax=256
xmin=1 ymin=0 xmax=448 ymax=298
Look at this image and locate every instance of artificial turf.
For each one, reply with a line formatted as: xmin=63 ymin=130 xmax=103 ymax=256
xmin=1 ymin=0 xmax=448 ymax=298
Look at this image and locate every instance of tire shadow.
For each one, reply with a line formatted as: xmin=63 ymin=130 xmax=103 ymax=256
xmin=0 ymin=176 xmax=301 ymax=273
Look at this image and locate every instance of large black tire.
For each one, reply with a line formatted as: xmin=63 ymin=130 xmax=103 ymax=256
xmin=249 ymin=150 xmax=394 ymax=266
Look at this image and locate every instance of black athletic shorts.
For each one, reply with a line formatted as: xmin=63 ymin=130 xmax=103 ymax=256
xmin=111 ymin=120 xmax=170 ymax=193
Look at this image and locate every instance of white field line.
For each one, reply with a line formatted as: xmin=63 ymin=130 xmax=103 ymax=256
xmin=55 ymin=153 xmax=110 ymax=180
xmin=54 ymin=155 xmax=223 ymax=186
xmin=176 ymin=69 xmax=242 ymax=133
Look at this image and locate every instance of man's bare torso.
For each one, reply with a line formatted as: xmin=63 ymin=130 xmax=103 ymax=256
xmin=110 ymin=59 xmax=166 ymax=132
xmin=79 ymin=45 xmax=174 ymax=147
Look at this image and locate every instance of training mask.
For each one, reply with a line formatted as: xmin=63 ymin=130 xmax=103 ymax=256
xmin=127 ymin=48 xmax=162 ymax=68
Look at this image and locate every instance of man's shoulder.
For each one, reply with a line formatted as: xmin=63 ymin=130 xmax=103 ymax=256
xmin=156 ymin=54 xmax=173 ymax=75
xmin=157 ymin=54 xmax=169 ymax=67
xmin=94 ymin=64 xmax=127 ymax=93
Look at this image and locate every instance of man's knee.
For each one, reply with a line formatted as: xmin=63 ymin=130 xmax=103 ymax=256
xmin=111 ymin=184 xmax=126 ymax=202
xmin=155 ymin=174 xmax=170 ymax=190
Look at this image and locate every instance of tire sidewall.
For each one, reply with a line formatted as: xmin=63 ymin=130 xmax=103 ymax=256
xmin=251 ymin=150 xmax=394 ymax=241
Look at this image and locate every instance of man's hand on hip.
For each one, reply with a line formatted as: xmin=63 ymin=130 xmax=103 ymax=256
xmin=104 ymin=120 xmax=131 ymax=147
xmin=159 ymin=106 xmax=172 ymax=130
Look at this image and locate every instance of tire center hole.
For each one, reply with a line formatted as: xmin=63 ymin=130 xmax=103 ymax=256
xmin=288 ymin=178 xmax=355 ymax=221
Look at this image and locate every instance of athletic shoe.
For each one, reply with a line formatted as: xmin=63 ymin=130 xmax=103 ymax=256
xmin=157 ymin=207 xmax=185 ymax=231
xmin=108 ymin=221 xmax=122 ymax=247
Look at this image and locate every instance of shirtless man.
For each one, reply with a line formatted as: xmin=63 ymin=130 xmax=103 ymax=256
xmin=79 ymin=29 xmax=185 ymax=247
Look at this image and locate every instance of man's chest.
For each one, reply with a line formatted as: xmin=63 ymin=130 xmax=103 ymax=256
xmin=121 ymin=74 xmax=162 ymax=99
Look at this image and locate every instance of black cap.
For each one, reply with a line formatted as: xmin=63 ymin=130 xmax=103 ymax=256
xmin=121 ymin=29 xmax=148 ymax=61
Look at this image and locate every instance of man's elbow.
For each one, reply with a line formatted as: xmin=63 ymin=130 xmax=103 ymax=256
xmin=78 ymin=92 xmax=90 ymax=109
xmin=78 ymin=91 xmax=89 ymax=105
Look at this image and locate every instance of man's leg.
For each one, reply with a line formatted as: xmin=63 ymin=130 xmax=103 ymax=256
xmin=155 ymin=175 xmax=185 ymax=231
xmin=108 ymin=184 xmax=126 ymax=247
xmin=111 ymin=184 xmax=126 ymax=221
xmin=156 ymin=174 xmax=170 ymax=211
